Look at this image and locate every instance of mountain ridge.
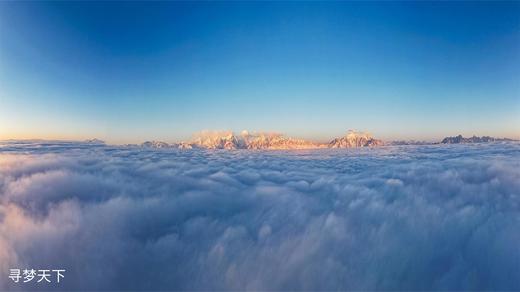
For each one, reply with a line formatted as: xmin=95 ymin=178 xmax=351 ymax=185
xmin=137 ymin=132 xmax=517 ymax=150
xmin=140 ymin=130 xmax=384 ymax=150
xmin=441 ymin=135 xmax=515 ymax=144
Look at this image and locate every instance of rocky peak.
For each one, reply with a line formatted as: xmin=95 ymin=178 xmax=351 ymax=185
xmin=329 ymin=130 xmax=384 ymax=148
xmin=441 ymin=135 xmax=513 ymax=144
xmin=141 ymin=140 xmax=171 ymax=148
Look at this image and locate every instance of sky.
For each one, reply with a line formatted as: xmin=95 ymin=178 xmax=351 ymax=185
xmin=0 ymin=1 xmax=519 ymax=144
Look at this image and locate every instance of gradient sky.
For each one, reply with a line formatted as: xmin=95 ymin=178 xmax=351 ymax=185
xmin=0 ymin=1 xmax=519 ymax=143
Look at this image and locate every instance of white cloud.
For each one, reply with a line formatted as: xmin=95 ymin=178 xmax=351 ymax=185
xmin=0 ymin=141 xmax=519 ymax=290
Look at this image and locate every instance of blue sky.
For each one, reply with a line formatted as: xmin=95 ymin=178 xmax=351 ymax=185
xmin=0 ymin=1 xmax=519 ymax=143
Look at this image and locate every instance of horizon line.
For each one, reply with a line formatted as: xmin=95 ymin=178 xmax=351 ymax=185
xmin=1 ymin=131 xmax=518 ymax=146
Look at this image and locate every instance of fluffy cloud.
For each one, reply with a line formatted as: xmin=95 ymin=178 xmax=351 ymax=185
xmin=0 ymin=141 xmax=519 ymax=290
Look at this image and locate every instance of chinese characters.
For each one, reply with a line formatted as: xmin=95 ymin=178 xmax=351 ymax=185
xmin=9 ymin=269 xmax=65 ymax=284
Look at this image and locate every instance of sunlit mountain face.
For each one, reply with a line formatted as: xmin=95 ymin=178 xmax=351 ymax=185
xmin=138 ymin=130 xmax=384 ymax=150
xmin=1 ymin=140 xmax=519 ymax=290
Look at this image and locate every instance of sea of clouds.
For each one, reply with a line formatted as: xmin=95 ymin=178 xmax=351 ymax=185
xmin=0 ymin=141 xmax=519 ymax=290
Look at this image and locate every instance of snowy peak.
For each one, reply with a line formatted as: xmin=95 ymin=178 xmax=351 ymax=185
xmin=192 ymin=131 xmax=245 ymax=149
xmin=243 ymin=132 xmax=321 ymax=150
xmin=84 ymin=138 xmax=105 ymax=145
xmin=328 ymin=130 xmax=384 ymax=148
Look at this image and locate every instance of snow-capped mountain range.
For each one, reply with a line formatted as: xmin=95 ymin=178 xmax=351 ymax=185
xmin=138 ymin=132 xmax=518 ymax=150
xmin=63 ymin=133 xmax=518 ymax=150
xmin=140 ymin=130 xmax=384 ymax=150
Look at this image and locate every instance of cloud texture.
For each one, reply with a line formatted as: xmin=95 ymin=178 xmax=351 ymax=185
xmin=1 ymin=141 xmax=519 ymax=290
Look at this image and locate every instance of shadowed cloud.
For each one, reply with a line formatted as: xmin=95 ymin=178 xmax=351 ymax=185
xmin=0 ymin=141 xmax=519 ymax=290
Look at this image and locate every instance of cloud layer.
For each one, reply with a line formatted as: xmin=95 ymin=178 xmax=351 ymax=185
xmin=1 ymin=141 xmax=519 ymax=290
